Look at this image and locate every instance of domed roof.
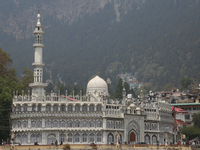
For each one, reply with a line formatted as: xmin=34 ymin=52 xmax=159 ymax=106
xmin=87 ymin=75 xmax=108 ymax=90
xmin=129 ymin=103 xmax=136 ymax=107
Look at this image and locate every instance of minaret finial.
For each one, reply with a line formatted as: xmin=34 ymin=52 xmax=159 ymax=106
xmin=36 ymin=7 xmax=41 ymax=26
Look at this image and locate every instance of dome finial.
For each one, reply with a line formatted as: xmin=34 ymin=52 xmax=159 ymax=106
xmin=38 ymin=7 xmax=40 ymax=14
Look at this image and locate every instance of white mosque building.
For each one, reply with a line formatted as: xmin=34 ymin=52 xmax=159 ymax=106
xmin=10 ymin=10 xmax=175 ymax=145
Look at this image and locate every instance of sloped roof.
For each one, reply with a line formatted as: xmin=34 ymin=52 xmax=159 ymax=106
xmin=172 ymin=106 xmax=188 ymax=113
xmin=176 ymin=119 xmax=188 ymax=126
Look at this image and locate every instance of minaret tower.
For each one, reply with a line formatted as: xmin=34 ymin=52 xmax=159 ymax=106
xmin=29 ymin=8 xmax=47 ymax=98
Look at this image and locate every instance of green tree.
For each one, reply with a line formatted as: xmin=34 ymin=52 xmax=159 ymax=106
xmin=73 ymin=85 xmax=77 ymax=95
xmin=130 ymin=89 xmax=136 ymax=97
xmin=59 ymin=84 xmax=64 ymax=95
xmin=163 ymin=83 xmax=174 ymax=91
xmin=124 ymin=82 xmax=130 ymax=95
xmin=181 ymin=112 xmax=200 ymax=140
xmin=67 ymin=85 xmax=71 ymax=95
xmin=45 ymin=82 xmax=54 ymax=94
xmin=181 ymin=125 xmax=200 ymax=141
xmin=0 ymin=48 xmax=22 ymax=141
xmin=0 ymin=48 xmax=13 ymax=78
xmin=192 ymin=112 xmax=200 ymax=128
xmin=180 ymin=76 xmax=193 ymax=90
xmin=113 ymin=78 xmax=123 ymax=99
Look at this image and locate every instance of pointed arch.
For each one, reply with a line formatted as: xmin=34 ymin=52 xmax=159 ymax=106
xmin=107 ymin=133 xmax=114 ymax=144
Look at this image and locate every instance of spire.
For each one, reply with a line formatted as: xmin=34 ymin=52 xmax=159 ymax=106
xmin=36 ymin=7 xmax=41 ymax=27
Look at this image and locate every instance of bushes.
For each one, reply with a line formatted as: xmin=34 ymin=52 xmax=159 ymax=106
xmin=63 ymin=144 xmax=70 ymax=150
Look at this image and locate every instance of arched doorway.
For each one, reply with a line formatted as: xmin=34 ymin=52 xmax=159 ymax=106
xmin=116 ymin=134 xmax=122 ymax=144
xmin=145 ymin=135 xmax=150 ymax=144
xmin=107 ymin=133 xmax=114 ymax=144
xmin=47 ymin=134 xmax=56 ymax=145
xmin=152 ymin=135 xmax=157 ymax=145
xmin=129 ymin=132 xmax=136 ymax=144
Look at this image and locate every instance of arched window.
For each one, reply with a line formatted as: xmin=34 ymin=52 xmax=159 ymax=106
xmin=116 ymin=122 xmax=119 ymax=128
xmin=53 ymin=121 xmax=58 ymax=127
xmin=68 ymin=133 xmax=73 ymax=142
xmin=23 ymin=104 xmax=27 ymax=112
xmin=23 ymin=121 xmax=27 ymax=128
xmin=119 ymin=122 xmax=121 ymax=128
xmin=82 ymin=104 xmax=87 ymax=112
xmin=60 ymin=133 xmax=66 ymax=143
xmin=38 ymin=104 xmax=42 ymax=112
xmin=68 ymin=104 xmax=73 ymax=112
xmin=32 ymin=104 xmax=36 ymax=111
xmin=75 ymin=104 xmax=80 ymax=111
xmin=13 ymin=106 xmax=16 ymax=112
xmin=13 ymin=121 xmax=16 ymax=128
xmin=75 ymin=133 xmax=80 ymax=142
xmin=46 ymin=104 xmax=51 ymax=112
xmin=89 ymin=133 xmax=95 ymax=142
xmin=60 ymin=121 xmax=65 ymax=127
xmin=97 ymin=105 xmax=101 ymax=111
xmin=22 ymin=134 xmax=27 ymax=144
xmin=97 ymin=105 xmax=102 ymax=111
xmin=17 ymin=104 xmax=21 ymax=112
xmin=97 ymin=133 xmax=102 ymax=142
xmin=107 ymin=122 xmax=110 ymax=128
xmin=53 ymin=105 xmax=58 ymax=112
xmin=154 ymin=124 xmax=157 ymax=130
xmin=89 ymin=105 xmax=94 ymax=112
xmin=37 ymin=121 xmax=42 ymax=128
xmin=152 ymin=135 xmax=157 ymax=144
xmin=60 ymin=104 xmax=66 ymax=111
xmin=37 ymin=134 xmax=42 ymax=143
xmin=31 ymin=134 xmax=36 ymax=143
xmin=145 ymin=135 xmax=150 ymax=144
xmin=46 ymin=121 xmax=51 ymax=128
xmin=97 ymin=121 xmax=102 ymax=127
xmin=90 ymin=121 xmax=95 ymax=127
xmin=75 ymin=121 xmax=80 ymax=127
xmin=110 ymin=122 xmax=113 ymax=128
xmin=17 ymin=121 xmax=21 ymax=128
xmin=16 ymin=134 xmax=21 ymax=143
xmin=82 ymin=133 xmax=87 ymax=142
xmin=67 ymin=121 xmax=73 ymax=128
xmin=82 ymin=121 xmax=87 ymax=127
xmin=31 ymin=121 xmax=36 ymax=127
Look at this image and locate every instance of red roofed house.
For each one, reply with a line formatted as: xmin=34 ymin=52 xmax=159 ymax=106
xmin=172 ymin=106 xmax=188 ymax=143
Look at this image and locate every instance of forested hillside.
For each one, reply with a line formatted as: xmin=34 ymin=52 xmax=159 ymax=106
xmin=1 ymin=0 xmax=200 ymax=91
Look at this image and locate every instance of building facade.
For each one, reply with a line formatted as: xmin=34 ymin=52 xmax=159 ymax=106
xmin=10 ymin=11 xmax=175 ymax=145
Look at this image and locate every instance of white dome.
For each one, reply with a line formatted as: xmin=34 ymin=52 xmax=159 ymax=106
xmin=86 ymin=75 xmax=108 ymax=98
xmin=87 ymin=75 xmax=107 ymax=89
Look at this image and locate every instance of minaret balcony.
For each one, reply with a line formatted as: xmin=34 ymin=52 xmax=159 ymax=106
xmin=33 ymin=43 xmax=44 ymax=48
xmin=33 ymin=30 xmax=44 ymax=34
xmin=32 ymin=62 xmax=45 ymax=68
xmin=29 ymin=82 xmax=48 ymax=88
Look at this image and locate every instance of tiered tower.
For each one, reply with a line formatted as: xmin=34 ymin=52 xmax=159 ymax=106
xmin=29 ymin=8 xmax=47 ymax=97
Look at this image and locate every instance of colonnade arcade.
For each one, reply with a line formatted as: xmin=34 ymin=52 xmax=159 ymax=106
xmin=14 ymin=131 xmax=104 ymax=145
xmin=13 ymin=103 xmax=102 ymax=112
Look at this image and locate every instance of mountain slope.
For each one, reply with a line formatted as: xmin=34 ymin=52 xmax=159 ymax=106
xmin=1 ymin=0 xmax=200 ymax=90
